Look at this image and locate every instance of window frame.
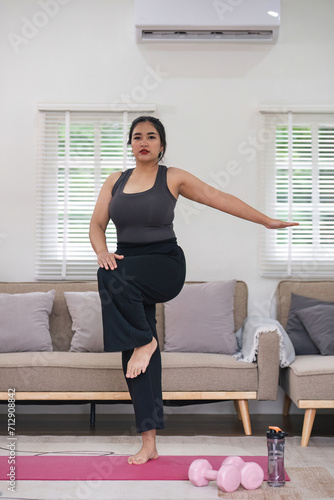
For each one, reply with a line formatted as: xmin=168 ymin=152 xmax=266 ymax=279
xmin=259 ymin=105 xmax=334 ymax=279
xmin=35 ymin=104 xmax=156 ymax=281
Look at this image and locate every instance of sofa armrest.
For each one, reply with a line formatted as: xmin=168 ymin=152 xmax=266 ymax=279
xmin=256 ymin=330 xmax=280 ymax=400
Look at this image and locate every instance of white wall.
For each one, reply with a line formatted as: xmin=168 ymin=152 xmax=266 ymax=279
xmin=0 ymin=0 xmax=333 ymax=415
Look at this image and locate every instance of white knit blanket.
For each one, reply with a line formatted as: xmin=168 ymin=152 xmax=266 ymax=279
xmin=233 ymin=316 xmax=295 ymax=368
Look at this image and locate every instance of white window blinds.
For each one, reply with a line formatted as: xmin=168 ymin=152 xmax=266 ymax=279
xmin=35 ymin=105 xmax=155 ymax=280
xmin=259 ymin=108 xmax=334 ymax=278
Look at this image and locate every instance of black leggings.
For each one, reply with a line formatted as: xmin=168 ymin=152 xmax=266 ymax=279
xmin=97 ymin=238 xmax=186 ymax=433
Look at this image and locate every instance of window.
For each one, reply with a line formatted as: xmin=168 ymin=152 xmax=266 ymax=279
xmin=35 ymin=105 xmax=155 ymax=280
xmin=259 ymin=107 xmax=334 ymax=278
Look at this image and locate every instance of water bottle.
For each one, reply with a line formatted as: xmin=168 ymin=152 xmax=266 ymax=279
xmin=267 ymin=426 xmax=288 ymax=487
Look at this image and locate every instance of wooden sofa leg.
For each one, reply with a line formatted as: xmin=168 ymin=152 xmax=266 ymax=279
xmin=237 ymin=400 xmax=252 ymax=436
xmin=301 ymin=409 xmax=316 ymax=447
xmin=234 ymin=400 xmax=242 ymax=420
xmin=283 ymin=394 xmax=292 ymax=416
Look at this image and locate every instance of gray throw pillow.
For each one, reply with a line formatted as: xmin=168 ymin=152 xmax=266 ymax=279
xmin=296 ymin=304 xmax=334 ymax=355
xmin=64 ymin=291 xmax=104 ymax=352
xmin=0 ymin=290 xmax=55 ymax=352
xmin=286 ymin=293 xmax=334 ymax=355
xmin=164 ymin=280 xmax=237 ymax=354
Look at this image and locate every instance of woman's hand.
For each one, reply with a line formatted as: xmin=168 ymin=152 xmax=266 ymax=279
xmin=97 ymin=251 xmax=124 ymax=270
xmin=264 ymin=219 xmax=300 ymax=230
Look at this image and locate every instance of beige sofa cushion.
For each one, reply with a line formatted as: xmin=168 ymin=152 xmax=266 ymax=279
xmin=0 ymin=351 xmax=257 ymax=393
xmin=0 ymin=352 xmax=128 ymax=392
xmin=161 ymin=352 xmax=257 ymax=392
xmin=287 ymin=355 xmax=334 ymax=376
xmin=280 ymin=355 xmax=334 ymax=401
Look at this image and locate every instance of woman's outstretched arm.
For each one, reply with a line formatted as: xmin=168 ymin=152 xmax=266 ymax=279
xmin=169 ymin=167 xmax=299 ymax=229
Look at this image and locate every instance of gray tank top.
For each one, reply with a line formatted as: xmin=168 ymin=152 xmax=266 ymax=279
xmin=109 ymin=165 xmax=177 ymax=243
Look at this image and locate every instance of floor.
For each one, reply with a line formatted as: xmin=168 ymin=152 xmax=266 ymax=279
xmin=1 ymin=432 xmax=334 ymax=499
xmin=1 ymin=410 xmax=333 ymax=438
xmin=1 ymin=411 xmax=333 ymax=499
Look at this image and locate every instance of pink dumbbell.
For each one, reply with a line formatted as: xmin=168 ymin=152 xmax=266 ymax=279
xmin=222 ymin=456 xmax=264 ymax=490
xmin=188 ymin=459 xmax=241 ymax=493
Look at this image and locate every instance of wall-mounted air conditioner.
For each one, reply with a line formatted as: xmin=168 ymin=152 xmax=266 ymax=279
xmin=135 ymin=0 xmax=280 ymax=44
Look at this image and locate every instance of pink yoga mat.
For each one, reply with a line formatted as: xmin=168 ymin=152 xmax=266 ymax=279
xmin=0 ymin=455 xmax=290 ymax=481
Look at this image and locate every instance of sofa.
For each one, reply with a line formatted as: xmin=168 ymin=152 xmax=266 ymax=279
xmin=0 ymin=280 xmax=281 ymax=435
xmin=277 ymin=280 xmax=334 ymax=447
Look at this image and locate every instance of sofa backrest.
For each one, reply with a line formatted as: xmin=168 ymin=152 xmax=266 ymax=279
xmin=277 ymin=280 xmax=334 ymax=329
xmin=0 ymin=280 xmax=248 ymax=352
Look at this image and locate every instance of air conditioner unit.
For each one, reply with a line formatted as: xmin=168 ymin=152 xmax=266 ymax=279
xmin=135 ymin=0 xmax=280 ymax=44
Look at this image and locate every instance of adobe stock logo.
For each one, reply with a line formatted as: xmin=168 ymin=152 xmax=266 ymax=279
xmin=213 ymin=0 xmax=245 ymax=21
xmin=7 ymin=0 xmax=71 ymax=55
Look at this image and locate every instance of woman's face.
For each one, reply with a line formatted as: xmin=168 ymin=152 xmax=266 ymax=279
xmin=131 ymin=121 xmax=163 ymax=163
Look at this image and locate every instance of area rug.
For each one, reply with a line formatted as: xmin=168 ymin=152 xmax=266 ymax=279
xmin=218 ymin=467 xmax=334 ymax=499
xmin=0 ymin=454 xmax=290 ymax=481
xmin=0 ymin=435 xmax=333 ymax=500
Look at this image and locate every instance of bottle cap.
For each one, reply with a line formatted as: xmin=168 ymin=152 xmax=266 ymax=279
xmin=267 ymin=426 xmax=289 ymax=439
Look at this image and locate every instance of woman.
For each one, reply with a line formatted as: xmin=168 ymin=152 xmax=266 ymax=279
xmin=89 ymin=116 xmax=297 ymax=465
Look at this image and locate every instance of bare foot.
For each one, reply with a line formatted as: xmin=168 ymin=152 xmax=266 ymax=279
xmin=128 ymin=443 xmax=159 ymax=465
xmin=126 ymin=337 xmax=158 ymax=378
